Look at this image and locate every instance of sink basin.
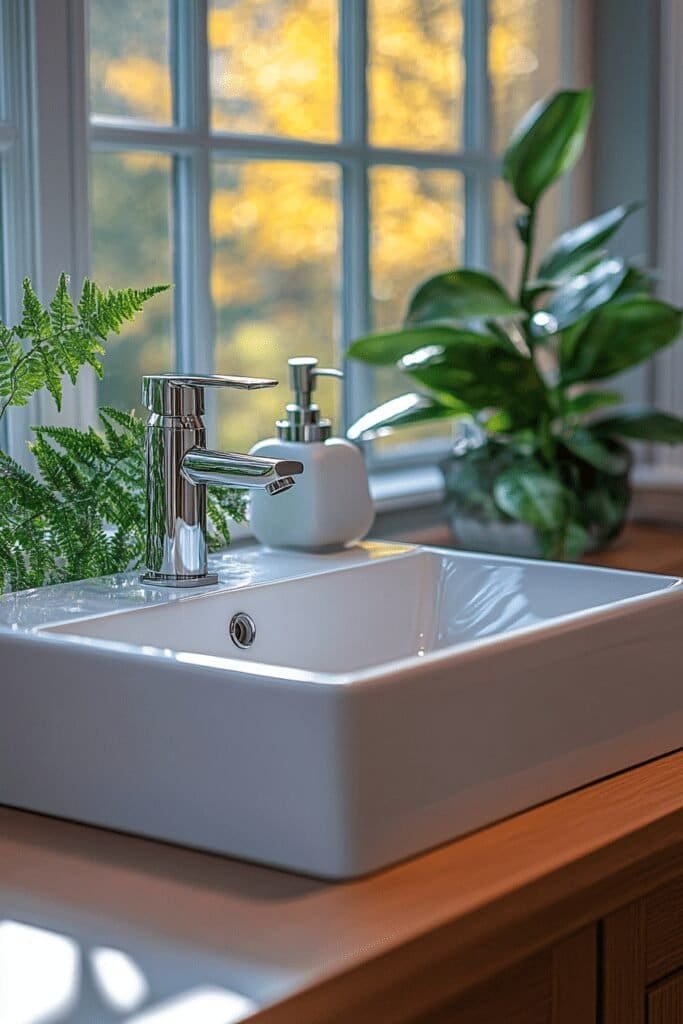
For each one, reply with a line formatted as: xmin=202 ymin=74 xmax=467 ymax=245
xmin=1 ymin=541 xmax=682 ymax=878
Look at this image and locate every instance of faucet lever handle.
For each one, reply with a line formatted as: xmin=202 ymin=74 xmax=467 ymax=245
xmin=142 ymin=373 xmax=278 ymax=416
xmin=157 ymin=373 xmax=278 ymax=390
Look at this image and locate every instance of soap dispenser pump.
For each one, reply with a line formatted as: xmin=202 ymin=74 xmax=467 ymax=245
xmin=249 ymin=357 xmax=375 ymax=551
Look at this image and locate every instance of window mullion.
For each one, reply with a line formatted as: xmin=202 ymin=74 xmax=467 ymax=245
xmin=340 ymin=0 xmax=372 ymax=431
xmin=464 ymin=0 xmax=489 ymax=153
xmin=464 ymin=0 xmax=490 ymax=269
xmin=172 ymin=0 xmax=213 ymax=378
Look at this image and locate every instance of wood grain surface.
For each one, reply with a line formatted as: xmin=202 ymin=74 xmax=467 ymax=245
xmin=648 ymin=973 xmax=683 ymax=1024
xmin=582 ymin=524 xmax=683 ymax=575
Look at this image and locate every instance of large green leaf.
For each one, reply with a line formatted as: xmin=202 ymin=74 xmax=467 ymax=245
xmin=405 ymin=269 xmax=522 ymax=325
xmin=593 ymin=407 xmax=683 ymax=444
xmin=613 ymin=266 xmax=655 ymax=300
xmin=561 ymin=297 xmax=682 ymax=384
xmin=561 ymin=429 xmax=630 ymax=475
xmin=526 ymin=252 xmax=609 ymax=301
xmin=537 ymin=203 xmax=639 ymax=281
xmin=402 ymin=336 xmax=547 ymax=424
xmin=493 ymin=467 xmax=569 ymax=531
xmin=346 ymin=392 xmax=465 ymax=441
xmin=561 ymin=521 xmax=591 ymax=560
xmin=502 ymin=89 xmax=594 ymax=208
xmin=347 ymin=325 xmax=492 ymax=367
xmin=562 ymin=389 xmax=623 ymax=418
xmin=533 ymin=258 xmax=626 ymax=337
xmin=557 ymin=313 xmax=592 ymax=369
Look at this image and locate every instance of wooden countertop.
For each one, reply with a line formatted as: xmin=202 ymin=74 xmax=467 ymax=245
xmin=2 ymin=753 xmax=683 ymax=1023
xmin=582 ymin=523 xmax=683 ymax=575
xmin=1 ymin=525 xmax=682 ymax=1023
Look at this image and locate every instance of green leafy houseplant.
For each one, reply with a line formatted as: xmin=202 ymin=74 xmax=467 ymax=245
xmin=0 ymin=274 xmax=246 ymax=593
xmin=348 ymin=89 xmax=683 ymax=559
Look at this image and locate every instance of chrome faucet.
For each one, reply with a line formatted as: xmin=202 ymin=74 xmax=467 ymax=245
xmin=139 ymin=374 xmax=304 ymax=588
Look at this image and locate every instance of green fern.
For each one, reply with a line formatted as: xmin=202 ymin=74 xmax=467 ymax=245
xmin=0 ymin=275 xmax=246 ymax=594
xmin=1 ymin=273 xmax=168 ymax=415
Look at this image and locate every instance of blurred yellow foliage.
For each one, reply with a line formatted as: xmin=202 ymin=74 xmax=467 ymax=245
xmin=371 ymin=166 xmax=464 ymax=317
xmin=368 ymin=0 xmax=464 ymax=149
xmin=209 ymin=0 xmax=337 ymax=141
xmin=103 ymin=55 xmax=171 ymax=123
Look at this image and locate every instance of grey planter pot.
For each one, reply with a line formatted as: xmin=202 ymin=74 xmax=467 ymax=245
xmin=441 ymin=438 xmax=631 ymax=560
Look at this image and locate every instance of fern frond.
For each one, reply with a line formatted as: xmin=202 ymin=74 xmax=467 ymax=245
xmin=77 ymin=279 xmax=170 ymax=340
xmin=49 ymin=272 xmax=80 ymax=383
xmin=0 ymin=274 xmax=169 ymax=421
xmin=17 ymin=277 xmax=51 ymax=342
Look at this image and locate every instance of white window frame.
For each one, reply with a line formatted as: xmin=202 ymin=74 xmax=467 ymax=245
xmin=5 ymin=0 xmax=603 ymax=503
xmin=0 ymin=0 xmax=38 ymax=457
xmin=85 ymin=0 xmax=501 ymax=451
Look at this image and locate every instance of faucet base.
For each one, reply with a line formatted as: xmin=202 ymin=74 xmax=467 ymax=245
xmin=139 ymin=572 xmax=219 ymax=589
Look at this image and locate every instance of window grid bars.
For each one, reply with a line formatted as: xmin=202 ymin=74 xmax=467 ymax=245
xmin=87 ymin=0 xmax=497 ymax=436
xmin=89 ymin=120 xmax=499 ymax=172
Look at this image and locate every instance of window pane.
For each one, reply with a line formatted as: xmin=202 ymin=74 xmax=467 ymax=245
xmin=489 ymin=0 xmax=564 ymax=151
xmin=88 ymin=0 xmax=172 ymax=123
xmin=90 ymin=151 xmax=174 ymax=412
xmin=369 ymin=166 xmax=464 ymax=454
xmin=209 ymin=0 xmax=338 ymax=142
xmin=368 ymin=0 xmax=465 ymax=151
xmin=371 ymin=167 xmax=464 ymax=329
xmin=211 ymin=160 xmax=340 ymax=452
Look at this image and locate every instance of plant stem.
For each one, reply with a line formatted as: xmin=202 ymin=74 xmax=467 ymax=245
xmin=517 ymin=206 xmax=537 ymax=310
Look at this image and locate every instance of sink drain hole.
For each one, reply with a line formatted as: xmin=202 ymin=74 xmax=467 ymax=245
xmin=229 ymin=612 xmax=256 ymax=649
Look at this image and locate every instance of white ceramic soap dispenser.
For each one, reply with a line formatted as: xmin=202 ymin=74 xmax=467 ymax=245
xmin=249 ymin=356 xmax=375 ymax=551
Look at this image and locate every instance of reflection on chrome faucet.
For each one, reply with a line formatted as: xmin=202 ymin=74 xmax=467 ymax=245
xmin=139 ymin=374 xmax=304 ymax=589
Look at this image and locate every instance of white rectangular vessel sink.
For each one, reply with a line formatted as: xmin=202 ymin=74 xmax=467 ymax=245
xmin=1 ymin=542 xmax=682 ymax=878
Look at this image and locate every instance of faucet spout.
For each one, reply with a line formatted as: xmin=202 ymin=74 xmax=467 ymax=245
xmin=139 ymin=373 xmax=304 ymax=588
xmin=181 ymin=448 xmax=303 ymax=490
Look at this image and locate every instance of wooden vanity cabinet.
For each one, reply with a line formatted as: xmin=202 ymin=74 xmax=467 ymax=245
xmin=603 ymin=875 xmax=683 ymax=1023
xmin=411 ymin=926 xmax=597 ymax=1024
xmin=406 ymin=873 xmax=683 ymax=1024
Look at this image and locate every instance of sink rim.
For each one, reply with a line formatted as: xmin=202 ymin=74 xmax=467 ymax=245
xmin=23 ymin=544 xmax=683 ymax=686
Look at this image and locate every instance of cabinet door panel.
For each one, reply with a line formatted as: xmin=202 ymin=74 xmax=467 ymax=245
xmin=412 ymin=927 xmax=596 ymax=1024
xmin=645 ymin=876 xmax=683 ymax=984
xmin=603 ymin=874 xmax=683 ymax=1024
xmin=648 ymin=972 xmax=683 ymax=1024
xmin=552 ymin=926 xmax=598 ymax=1024
xmin=603 ymin=902 xmax=646 ymax=1024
